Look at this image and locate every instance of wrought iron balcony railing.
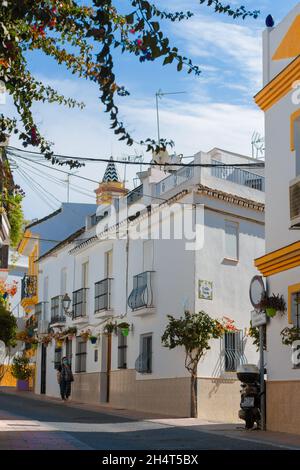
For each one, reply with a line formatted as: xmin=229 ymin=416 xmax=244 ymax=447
xmin=21 ymin=275 xmax=37 ymax=300
xmin=50 ymin=295 xmax=66 ymax=324
xmin=95 ymin=278 xmax=112 ymax=313
xmin=155 ymin=167 xmax=194 ymax=196
xmin=72 ymin=288 xmax=88 ymax=319
xmin=0 ymin=244 xmax=9 ymax=270
xmin=128 ymin=271 xmax=154 ymax=311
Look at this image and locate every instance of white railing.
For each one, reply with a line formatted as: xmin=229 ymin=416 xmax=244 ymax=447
xmin=155 ymin=166 xmax=194 ymax=196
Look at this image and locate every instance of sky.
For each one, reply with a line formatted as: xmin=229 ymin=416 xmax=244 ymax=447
xmin=4 ymin=0 xmax=300 ymax=220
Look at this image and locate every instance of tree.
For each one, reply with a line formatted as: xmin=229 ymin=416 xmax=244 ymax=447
xmin=161 ymin=310 xmax=224 ymax=417
xmin=0 ymin=1 xmax=259 ymax=165
xmin=0 ymin=302 xmax=17 ymax=382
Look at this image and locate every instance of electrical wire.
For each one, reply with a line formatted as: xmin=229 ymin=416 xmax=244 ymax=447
xmin=7 ymin=146 xmax=265 ymax=169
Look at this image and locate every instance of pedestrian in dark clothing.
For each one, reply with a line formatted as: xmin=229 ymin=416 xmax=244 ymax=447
xmin=57 ymin=357 xmax=74 ymax=401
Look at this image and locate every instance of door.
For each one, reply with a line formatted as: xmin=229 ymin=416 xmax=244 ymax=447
xmin=40 ymin=344 xmax=47 ymax=394
xmin=100 ymin=333 xmax=112 ymax=403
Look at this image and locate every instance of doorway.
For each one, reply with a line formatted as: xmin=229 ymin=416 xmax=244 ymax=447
xmin=40 ymin=344 xmax=47 ymax=394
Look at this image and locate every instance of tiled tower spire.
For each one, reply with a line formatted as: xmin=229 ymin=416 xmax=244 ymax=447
xmin=95 ymin=157 xmax=128 ymax=205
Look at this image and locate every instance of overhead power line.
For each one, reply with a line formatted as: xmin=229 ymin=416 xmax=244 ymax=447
xmin=7 ymin=146 xmax=265 ymax=169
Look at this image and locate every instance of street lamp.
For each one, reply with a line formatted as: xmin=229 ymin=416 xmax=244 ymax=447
xmin=62 ymin=293 xmax=72 ymax=317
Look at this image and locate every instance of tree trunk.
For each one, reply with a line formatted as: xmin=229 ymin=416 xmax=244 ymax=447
xmin=190 ymin=373 xmax=198 ymax=418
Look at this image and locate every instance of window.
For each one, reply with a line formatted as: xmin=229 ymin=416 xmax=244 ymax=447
xmin=75 ymin=336 xmax=87 ymax=373
xmin=60 ymin=268 xmax=67 ymax=295
xmin=118 ymin=331 xmax=127 ymax=369
xmin=105 ymin=250 xmax=113 ymax=278
xmin=225 ymin=221 xmax=239 ymax=261
xmin=290 ymin=290 xmax=300 ymax=327
xmin=94 ymin=349 xmax=98 ymax=362
xmin=136 ymin=334 xmax=152 ymax=374
xmin=223 ymin=330 xmax=244 ymax=372
xmin=82 ymin=261 xmax=89 ymax=288
xmin=143 ymin=240 xmax=153 ymax=272
xmin=66 ymin=338 xmax=72 ymax=368
xmin=293 ymin=115 xmax=300 ymax=176
xmin=54 ymin=347 xmax=62 ymax=370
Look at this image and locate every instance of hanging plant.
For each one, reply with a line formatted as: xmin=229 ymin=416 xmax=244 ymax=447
xmin=281 ymin=326 xmax=300 ymax=346
xmin=63 ymin=326 xmax=77 ymax=340
xmin=104 ymin=322 xmax=117 ymax=334
xmin=89 ymin=335 xmax=98 ymax=344
xmin=80 ymin=329 xmax=92 ymax=342
xmin=40 ymin=334 xmax=53 ymax=346
xmin=259 ymin=293 xmax=286 ymax=318
xmin=117 ymin=322 xmax=131 ymax=337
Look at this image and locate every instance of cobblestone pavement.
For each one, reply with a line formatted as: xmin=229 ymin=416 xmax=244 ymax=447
xmin=0 ymin=390 xmax=298 ymax=450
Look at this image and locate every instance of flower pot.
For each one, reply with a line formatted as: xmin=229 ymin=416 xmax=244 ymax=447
xmin=17 ymin=379 xmax=29 ymax=391
xmin=90 ymin=337 xmax=97 ymax=344
xmin=67 ymin=335 xmax=73 ymax=341
xmin=121 ymin=328 xmax=129 ymax=337
xmin=266 ymin=307 xmax=277 ymax=318
xmin=56 ymin=340 xmax=63 ymax=348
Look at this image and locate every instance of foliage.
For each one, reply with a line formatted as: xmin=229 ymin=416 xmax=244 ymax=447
xmin=80 ymin=328 xmax=92 ymax=342
xmin=162 ymin=310 xmax=224 ymax=375
xmin=64 ymin=326 xmax=77 ymax=337
xmin=0 ymin=1 xmax=259 ymax=163
xmin=16 ymin=330 xmax=38 ymax=344
xmin=259 ymin=293 xmax=286 ymax=313
xmin=248 ymin=321 xmax=266 ymax=352
xmin=281 ymin=326 xmax=300 ymax=346
xmin=11 ymin=354 xmax=32 ymax=380
xmin=0 ymin=279 xmax=18 ymax=306
xmin=4 ymin=192 xmax=25 ymax=247
xmin=104 ymin=321 xmax=117 ymax=334
xmin=0 ymin=302 xmax=17 ymax=347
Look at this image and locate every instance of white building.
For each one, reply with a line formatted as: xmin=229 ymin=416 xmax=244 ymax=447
xmin=34 ymin=148 xmax=265 ymax=421
xmin=254 ymin=4 xmax=300 ymax=435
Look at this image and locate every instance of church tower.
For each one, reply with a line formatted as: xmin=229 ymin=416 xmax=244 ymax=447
xmin=95 ymin=157 xmax=128 ymax=205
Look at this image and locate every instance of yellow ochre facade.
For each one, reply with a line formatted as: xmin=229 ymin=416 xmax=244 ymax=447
xmin=255 ymin=5 xmax=300 ymax=435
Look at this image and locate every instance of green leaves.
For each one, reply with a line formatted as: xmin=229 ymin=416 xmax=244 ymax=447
xmin=0 ymin=0 xmax=259 ymax=161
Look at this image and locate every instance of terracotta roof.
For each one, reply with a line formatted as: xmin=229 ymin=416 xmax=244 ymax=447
xmin=197 ymin=184 xmax=265 ymax=212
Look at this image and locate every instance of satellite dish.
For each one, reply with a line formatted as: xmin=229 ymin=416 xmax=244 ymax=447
xmin=249 ymin=276 xmax=266 ymax=309
xmin=0 ymin=340 xmax=6 ymax=364
xmin=152 ymin=149 xmax=170 ymax=165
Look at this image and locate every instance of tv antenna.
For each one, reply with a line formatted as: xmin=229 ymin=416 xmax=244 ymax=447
xmin=120 ymin=152 xmax=144 ymax=187
xmin=251 ymin=132 xmax=265 ymax=160
xmin=155 ymin=89 xmax=186 ymax=144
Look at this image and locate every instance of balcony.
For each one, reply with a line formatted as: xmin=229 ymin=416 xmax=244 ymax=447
xmin=127 ymin=185 xmax=143 ymax=205
xmin=0 ymin=244 xmax=9 ymax=270
xmin=72 ymin=288 xmax=88 ymax=320
xmin=35 ymin=302 xmax=49 ymax=334
xmin=128 ymin=271 xmax=155 ymax=315
xmin=155 ymin=167 xmax=194 ymax=196
xmin=50 ymin=296 xmax=66 ymax=326
xmin=94 ymin=278 xmax=113 ymax=318
xmin=211 ymin=160 xmax=265 ymax=192
xmin=21 ymin=275 xmax=37 ymax=302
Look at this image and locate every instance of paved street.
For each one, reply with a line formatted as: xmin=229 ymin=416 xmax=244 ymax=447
xmin=0 ymin=390 xmax=297 ymax=450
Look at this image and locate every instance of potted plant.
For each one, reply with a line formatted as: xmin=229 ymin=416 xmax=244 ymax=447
xmin=64 ymin=326 xmax=77 ymax=340
xmin=11 ymin=355 xmax=32 ymax=391
xmin=259 ymin=293 xmax=286 ymax=318
xmin=281 ymin=326 xmax=300 ymax=346
xmin=40 ymin=334 xmax=53 ymax=346
xmin=104 ymin=322 xmax=117 ymax=334
xmin=117 ymin=322 xmax=130 ymax=337
xmin=89 ymin=334 xmax=98 ymax=344
xmin=80 ymin=329 xmax=91 ymax=342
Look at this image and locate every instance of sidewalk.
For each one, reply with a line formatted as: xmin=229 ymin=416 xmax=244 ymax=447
xmin=1 ymin=386 xmax=300 ymax=450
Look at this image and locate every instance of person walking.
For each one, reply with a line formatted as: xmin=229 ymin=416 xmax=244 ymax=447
xmin=57 ymin=357 xmax=74 ymax=402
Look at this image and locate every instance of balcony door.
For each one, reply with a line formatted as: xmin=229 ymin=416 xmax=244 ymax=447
xmin=40 ymin=343 xmax=47 ymax=394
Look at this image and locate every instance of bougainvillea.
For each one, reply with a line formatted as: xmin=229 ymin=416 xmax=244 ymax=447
xmin=0 ymin=1 xmax=259 ymax=165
